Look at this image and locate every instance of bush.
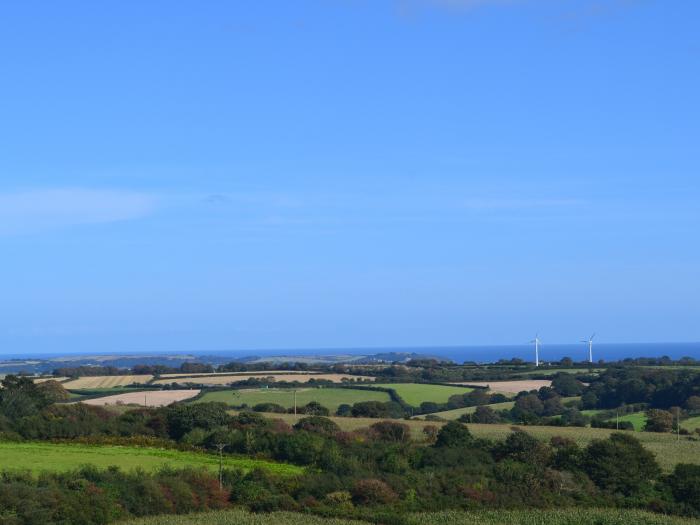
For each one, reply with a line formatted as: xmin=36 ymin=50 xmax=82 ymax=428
xmin=472 ymin=406 xmax=501 ymax=424
xmin=435 ymin=421 xmax=472 ymax=448
xmin=369 ymin=421 xmax=411 ymax=443
xmin=497 ymin=430 xmax=551 ymax=467
xmin=299 ymin=401 xmax=330 ymax=416
xmin=293 ymin=416 xmax=340 ymax=436
xmin=167 ymin=403 xmax=231 ymax=440
xmin=645 ymin=409 xmax=674 ymax=432
xmin=253 ymin=403 xmax=287 ymax=414
xmin=323 ymin=490 xmax=353 ymax=508
xmin=351 ymin=479 xmax=397 ymax=505
xmin=666 ymin=463 xmax=700 ymax=513
xmin=583 ymin=432 xmax=661 ymax=495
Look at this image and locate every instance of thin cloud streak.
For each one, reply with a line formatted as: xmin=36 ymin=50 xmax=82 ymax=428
xmin=0 ymin=188 xmax=157 ymax=235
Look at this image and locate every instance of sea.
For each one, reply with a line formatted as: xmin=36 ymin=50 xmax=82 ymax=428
xmin=4 ymin=342 xmax=698 ymax=365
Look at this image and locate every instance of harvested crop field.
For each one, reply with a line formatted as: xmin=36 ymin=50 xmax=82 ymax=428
xmin=63 ymin=375 xmax=154 ymax=388
xmin=454 ymin=380 xmax=552 ymax=394
xmin=80 ymin=389 xmax=200 ymax=407
xmin=154 ymin=373 xmax=369 ymax=385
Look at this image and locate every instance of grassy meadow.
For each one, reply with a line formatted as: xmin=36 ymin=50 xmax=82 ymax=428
xmin=120 ymin=508 xmax=699 ymax=525
xmin=0 ymin=442 xmax=303 ymax=476
xmin=194 ymin=387 xmax=390 ymax=411
xmin=616 ymin=411 xmax=648 ymax=431
xmin=419 ymin=400 xmax=516 ymax=420
xmin=373 ymin=383 xmax=473 ymax=406
xmin=581 ymin=410 xmax=649 ymax=431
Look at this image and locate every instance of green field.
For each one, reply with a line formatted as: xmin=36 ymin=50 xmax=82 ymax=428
xmin=194 ymin=387 xmax=390 ymax=411
xmin=373 ymin=383 xmax=473 ymax=406
xmin=0 ymin=442 xmax=303 ymax=476
xmin=580 ymin=410 xmax=647 ymax=431
xmin=122 ymin=508 xmax=698 ymax=525
xmin=683 ymin=415 xmax=700 ymax=432
xmin=419 ymin=401 xmax=516 ymax=420
xmin=615 ymin=411 xmax=647 ymax=431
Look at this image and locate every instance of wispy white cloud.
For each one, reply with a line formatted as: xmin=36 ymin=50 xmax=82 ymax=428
xmin=0 ymin=188 xmax=157 ymax=235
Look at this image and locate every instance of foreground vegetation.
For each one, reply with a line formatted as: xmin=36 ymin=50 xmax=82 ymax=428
xmin=121 ymin=508 xmax=700 ymax=525
xmin=249 ymin=412 xmax=700 ymax=471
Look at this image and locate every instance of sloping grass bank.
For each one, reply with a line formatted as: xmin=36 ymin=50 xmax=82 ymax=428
xmin=0 ymin=442 xmax=303 ymax=476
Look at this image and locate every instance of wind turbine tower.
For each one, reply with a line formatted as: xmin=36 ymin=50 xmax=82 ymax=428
xmin=582 ymin=333 xmax=595 ymax=363
xmin=530 ymin=334 xmax=541 ymax=367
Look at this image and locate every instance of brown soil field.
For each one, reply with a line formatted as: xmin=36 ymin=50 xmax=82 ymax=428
xmin=153 ymin=374 xmax=372 ymax=385
xmin=452 ymin=380 xmax=552 ymax=394
xmin=80 ymin=389 xmax=200 ymax=407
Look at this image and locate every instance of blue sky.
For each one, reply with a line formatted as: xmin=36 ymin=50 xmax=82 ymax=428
xmin=1 ymin=0 xmax=698 ymax=355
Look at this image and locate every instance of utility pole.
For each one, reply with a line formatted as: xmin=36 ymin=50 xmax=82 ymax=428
xmin=215 ymin=443 xmax=227 ymax=490
xmin=144 ymin=393 xmax=147 ymax=407
xmin=293 ymin=390 xmax=297 ymax=415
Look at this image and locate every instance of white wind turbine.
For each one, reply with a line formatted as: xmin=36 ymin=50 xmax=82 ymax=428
xmin=530 ymin=334 xmax=541 ymax=367
xmin=582 ymin=333 xmax=596 ymax=363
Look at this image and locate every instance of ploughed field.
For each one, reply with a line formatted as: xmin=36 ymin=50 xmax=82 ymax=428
xmin=372 ymin=383 xmax=473 ymax=405
xmin=0 ymin=442 xmax=303 ymax=476
xmin=194 ymin=387 xmax=391 ymax=411
xmin=121 ymin=508 xmax=698 ymax=525
xmin=249 ymin=412 xmax=700 ymax=471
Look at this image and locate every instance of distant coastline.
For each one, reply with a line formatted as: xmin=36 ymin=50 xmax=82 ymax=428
xmin=2 ymin=342 xmax=699 ymax=368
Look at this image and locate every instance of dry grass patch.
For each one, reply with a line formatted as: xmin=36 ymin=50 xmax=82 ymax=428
xmin=453 ymin=380 xmax=552 ymax=394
